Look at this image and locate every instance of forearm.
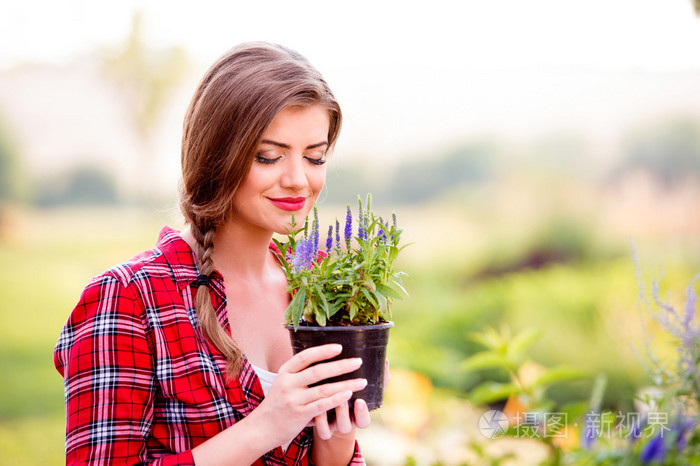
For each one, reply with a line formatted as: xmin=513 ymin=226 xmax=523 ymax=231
xmin=191 ymin=409 xmax=277 ymax=466
xmin=311 ymin=428 xmax=357 ymax=466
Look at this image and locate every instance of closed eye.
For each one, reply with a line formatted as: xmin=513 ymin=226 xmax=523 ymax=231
xmin=305 ymin=156 xmax=326 ymax=166
xmin=255 ymin=154 xmax=281 ymax=165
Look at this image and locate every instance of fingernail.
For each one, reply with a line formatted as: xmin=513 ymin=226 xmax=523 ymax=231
xmin=331 ymin=344 xmax=343 ymax=352
xmin=343 ymin=390 xmax=353 ymax=399
xmin=352 ymin=358 xmax=363 ymax=367
xmin=355 ymin=379 xmax=368 ymax=389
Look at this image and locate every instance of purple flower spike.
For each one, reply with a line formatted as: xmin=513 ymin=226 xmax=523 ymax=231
xmin=357 ymin=198 xmax=365 ymax=240
xmin=344 ymin=205 xmax=352 ymax=249
xmin=640 ymin=433 xmax=666 ymax=464
xmin=581 ymin=411 xmax=597 ymax=450
xmin=311 ymin=207 xmax=320 ymax=255
xmin=335 ymin=219 xmax=341 ymax=250
xmin=292 ymin=237 xmax=307 ymax=273
xmin=683 ymin=273 xmax=700 ymax=331
xmin=378 ymin=217 xmax=387 ymax=242
xmin=305 ymin=236 xmax=314 ymax=268
xmin=325 ymin=225 xmax=333 ymax=254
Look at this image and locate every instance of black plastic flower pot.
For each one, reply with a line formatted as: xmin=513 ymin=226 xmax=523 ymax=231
xmin=286 ymin=321 xmax=393 ymax=414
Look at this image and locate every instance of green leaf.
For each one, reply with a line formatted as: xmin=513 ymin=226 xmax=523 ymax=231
xmin=460 ymin=351 xmax=511 ymax=373
xmin=316 ymin=308 xmax=327 ymax=326
xmin=327 ymin=301 xmax=344 ymax=318
xmin=288 ymin=288 xmax=306 ymax=330
xmin=360 ymin=287 xmax=378 ymax=308
xmin=302 ymin=300 xmax=314 ymax=322
xmin=349 ymin=302 xmax=358 ymax=321
xmin=468 ymin=327 xmax=505 ymax=351
xmin=314 ymin=284 xmax=330 ymax=318
xmin=469 ymin=382 xmax=517 ymax=405
xmin=506 ymin=328 xmax=541 ymax=364
xmin=531 ymin=366 xmax=588 ymax=390
xmin=376 ymin=292 xmax=388 ymax=315
xmin=377 ymin=283 xmax=403 ymax=300
xmin=391 ymin=279 xmax=408 ymax=297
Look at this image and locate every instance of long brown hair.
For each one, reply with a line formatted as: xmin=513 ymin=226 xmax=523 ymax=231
xmin=179 ymin=42 xmax=342 ymax=377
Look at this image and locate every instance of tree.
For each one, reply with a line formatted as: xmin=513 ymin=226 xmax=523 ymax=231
xmin=0 ymin=115 xmax=20 ymax=203
xmin=101 ymin=11 xmax=189 ymax=201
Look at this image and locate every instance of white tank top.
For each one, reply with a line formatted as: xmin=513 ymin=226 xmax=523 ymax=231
xmin=250 ymin=362 xmax=277 ymax=397
xmin=249 ymin=362 xmax=292 ymax=452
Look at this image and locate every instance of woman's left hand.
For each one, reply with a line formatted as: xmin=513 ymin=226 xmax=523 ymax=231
xmin=313 ymin=398 xmax=370 ymax=440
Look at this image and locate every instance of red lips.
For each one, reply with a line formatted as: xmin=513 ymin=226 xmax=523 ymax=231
xmin=268 ymin=197 xmax=306 ymax=211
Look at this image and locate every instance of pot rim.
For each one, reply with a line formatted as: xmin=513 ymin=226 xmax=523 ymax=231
xmin=285 ymin=321 xmax=394 ymax=332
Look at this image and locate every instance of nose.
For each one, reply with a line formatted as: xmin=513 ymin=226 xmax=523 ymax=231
xmin=280 ymin=156 xmax=308 ymax=190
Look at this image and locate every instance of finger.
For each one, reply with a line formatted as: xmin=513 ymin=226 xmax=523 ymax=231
xmin=335 ymin=401 xmax=352 ymax=434
xmin=297 ymin=357 xmax=363 ymax=387
xmin=280 ymin=344 xmax=343 ymax=374
xmin=308 ymin=389 xmax=353 ymax=419
xmin=298 ymin=378 xmax=367 ymax=405
xmin=314 ymin=412 xmax=332 ymax=440
xmin=384 ymin=359 xmax=391 ymax=392
xmin=352 ymin=399 xmax=371 ymax=429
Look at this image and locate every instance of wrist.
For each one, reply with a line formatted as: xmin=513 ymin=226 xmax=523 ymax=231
xmin=312 ymin=427 xmax=356 ymax=466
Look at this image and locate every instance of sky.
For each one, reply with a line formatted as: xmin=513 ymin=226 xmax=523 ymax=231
xmin=2 ymin=0 xmax=699 ymax=71
xmin=1 ymin=0 xmax=700 ymax=171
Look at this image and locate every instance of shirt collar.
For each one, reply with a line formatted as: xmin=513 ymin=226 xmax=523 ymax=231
xmin=156 ymin=226 xmax=213 ymax=291
xmin=156 ymin=226 xmax=281 ymax=291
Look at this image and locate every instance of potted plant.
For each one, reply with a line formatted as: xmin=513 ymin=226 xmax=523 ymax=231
xmin=273 ymin=194 xmax=408 ymax=412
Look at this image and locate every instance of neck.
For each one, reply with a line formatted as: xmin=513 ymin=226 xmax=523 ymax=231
xmin=210 ymin=221 xmax=276 ymax=281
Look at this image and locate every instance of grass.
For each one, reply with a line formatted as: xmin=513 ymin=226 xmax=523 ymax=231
xmin=0 ymin=206 xmax=181 ymax=464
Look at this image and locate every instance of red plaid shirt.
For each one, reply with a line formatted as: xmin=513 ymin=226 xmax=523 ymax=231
xmin=54 ymin=226 xmax=364 ymax=465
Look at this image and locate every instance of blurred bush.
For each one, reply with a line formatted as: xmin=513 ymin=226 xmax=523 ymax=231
xmin=0 ymin=113 xmax=24 ymax=203
xmin=615 ymin=117 xmax=700 ymax=188
xmin=34 ymin=164 xmax=119 ymax=207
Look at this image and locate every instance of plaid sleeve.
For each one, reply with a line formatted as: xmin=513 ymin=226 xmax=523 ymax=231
xmin=54 ymin=274 xmax=194 ymax=465
xmin=348 ymin=439 xmax=365 ymax=465
xmin=307 ymin=438 xmax=364 ymax=466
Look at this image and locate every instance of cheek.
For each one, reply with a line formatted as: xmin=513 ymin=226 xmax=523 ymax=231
xmin=309 ymin=168 xmax=326 ymax=197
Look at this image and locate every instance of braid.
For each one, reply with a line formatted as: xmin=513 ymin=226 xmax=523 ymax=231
xmin=191 ymin=223 xmax=244 ymax=377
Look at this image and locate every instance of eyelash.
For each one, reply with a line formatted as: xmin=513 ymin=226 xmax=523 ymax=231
xmin=254 ymin=154 xmax=326 ymax=166
xmin=255 ymin=155 xmax=281 ymax=165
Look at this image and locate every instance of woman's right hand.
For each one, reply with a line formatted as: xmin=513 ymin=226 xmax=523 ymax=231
xmin=248 ymin=344 xmax=367 ymax=450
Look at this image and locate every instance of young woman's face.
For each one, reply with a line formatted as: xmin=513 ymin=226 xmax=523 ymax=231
xmin=231 ymin=104 xmax=330 ymax=236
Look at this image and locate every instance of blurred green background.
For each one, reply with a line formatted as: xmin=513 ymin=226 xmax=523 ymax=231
xmin=2 ymin=1 xmax=700 ymax=464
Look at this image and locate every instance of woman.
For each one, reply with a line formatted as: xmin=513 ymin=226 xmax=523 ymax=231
xmin=54 ymin=42 xmax=373 ymax=465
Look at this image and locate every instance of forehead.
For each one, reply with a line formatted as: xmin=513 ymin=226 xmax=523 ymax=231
xmin=262 ymin=105 xmax=330 ymax=142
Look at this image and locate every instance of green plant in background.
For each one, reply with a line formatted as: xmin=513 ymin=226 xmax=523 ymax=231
xmin=631 ymin=269 xmax=700 ymax=464
xmin=462 ymin=326 xmax=587 ymax=411
xmin=274 ymin=195 xmax=408 ymax=329
xmin=461 ymin=326 xmax=588 ymax=463
xmin=563 ymin=261 xmax=700 ymax=465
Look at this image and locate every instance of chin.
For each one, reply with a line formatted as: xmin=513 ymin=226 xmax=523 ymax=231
xmin=273 ymin=225 xmax=291 ymax=236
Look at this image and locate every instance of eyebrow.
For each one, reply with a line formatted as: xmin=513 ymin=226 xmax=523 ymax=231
xmin=260 ymin=139 xmax=329 ymax=150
